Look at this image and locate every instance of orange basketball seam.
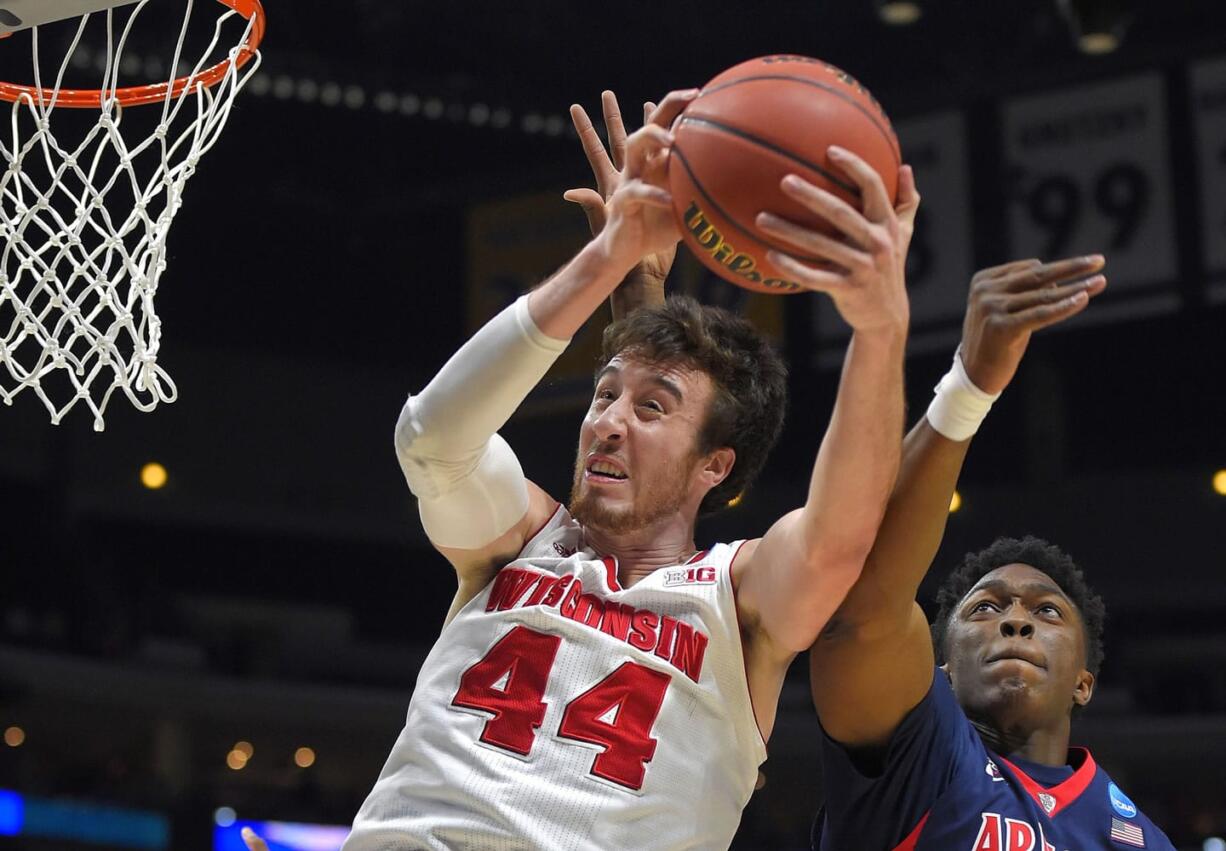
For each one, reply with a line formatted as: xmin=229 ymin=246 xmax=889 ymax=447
xmin=698 ymin=74 xmax=901 ymax=167
xmin=671 ymin=144 xmax=828 ymax=269
xmin=678 ymin=115 xmax=861 ymax=197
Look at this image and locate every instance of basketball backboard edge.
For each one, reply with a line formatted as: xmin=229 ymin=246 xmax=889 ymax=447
xmin=0 ymin=0 xmax=142 ymax=35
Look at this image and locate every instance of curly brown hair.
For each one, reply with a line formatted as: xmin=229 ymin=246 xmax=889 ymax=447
xmin=596 ymin=296 xmax=788 ymax=515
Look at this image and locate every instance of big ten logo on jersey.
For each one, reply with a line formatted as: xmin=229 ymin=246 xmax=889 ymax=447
xmin=663 ymin=565 xmax=716 ymax=587
xmin=972 ymin=813 xmax=1059 ymax=851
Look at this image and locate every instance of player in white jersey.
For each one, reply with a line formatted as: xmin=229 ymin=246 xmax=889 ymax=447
xmin=333 ymin=88 xmax=919 ymax=850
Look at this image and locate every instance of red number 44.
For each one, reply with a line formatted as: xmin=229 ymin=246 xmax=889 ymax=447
xmin=452 ymin=625 xmax=672 ymax=790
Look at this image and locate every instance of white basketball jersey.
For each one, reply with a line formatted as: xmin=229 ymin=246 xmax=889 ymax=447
xmin=345 ymin=505 xmax=767 ymax=851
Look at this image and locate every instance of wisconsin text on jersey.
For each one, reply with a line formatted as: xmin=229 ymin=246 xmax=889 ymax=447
xmin=485 ymin=563 xmax=711 ymax=682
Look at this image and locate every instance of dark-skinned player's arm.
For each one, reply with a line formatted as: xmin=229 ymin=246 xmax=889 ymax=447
xmin=809 ymin=255 xmax=1107 ymax=752
xmin=393 ymin=90 xmax=697 ymax=624
xmin=734 ymin=153 xmax=918 ymax=663
xmin=566 ymin=91 xmax=675 ymax=319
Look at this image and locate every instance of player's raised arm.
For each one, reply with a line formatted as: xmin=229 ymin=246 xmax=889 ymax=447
xmin=733 ymin=151 xmax=916 ymax=663
xmin=810 ymin=255 xmax=1107 ymax=751
xmin=393 ymin=91 xmax=695 ymax=600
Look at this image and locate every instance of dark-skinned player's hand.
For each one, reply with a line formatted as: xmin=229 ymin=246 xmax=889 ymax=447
xmin=566 ymin=90 xmax=681 ymax=288
xmin=960 ymin=256 xmax=1107 ymax=395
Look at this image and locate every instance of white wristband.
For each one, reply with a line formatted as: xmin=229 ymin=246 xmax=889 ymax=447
xmin=925 ymin=348 xmax=1000 ymax=442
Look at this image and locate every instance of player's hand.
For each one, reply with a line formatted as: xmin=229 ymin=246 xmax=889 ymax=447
xmin=960 ymin=255 xmax=1107 ymax=394
xmin=595 ymin=89 xmax=696 ymax=274
xmin=566 ymin=91 xmax=678 ymax=288
xmin=755 ymin=150 xmax=919 ymax=337
xmin=241 ymin=827 xmax=269 ymax=851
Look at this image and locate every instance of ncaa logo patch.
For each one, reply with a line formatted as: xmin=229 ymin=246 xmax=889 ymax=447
xmin=1109 ymin=782 xmax=1138 ymax=818
xmin=1038 ymin=793 xmax=1056 ymax=814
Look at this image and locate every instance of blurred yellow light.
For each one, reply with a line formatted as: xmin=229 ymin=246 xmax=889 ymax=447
xmin=233 ymin=741 xmax=254 ymax=758
xmin=727 ymin=492 xmax=744 ymax=508
xmin=949 ymin=490 xmax=963 ymax=514
xmin=140 ymin=462 xmax=168 ymax=490
xmin=294 ymin=747 xmax=316 ymax=768
xmin=1214 ymin=470 xmax=1226 ymax=496
xmin=878 ymin=1 xmax=922 ymax=25
xmin=4 ymin=726 xmax=24 ymax=747
xmin=1079 ymin=32 xmax=1119 ymax=55
xmin=226 ymin=750 xmax=248 ymax=770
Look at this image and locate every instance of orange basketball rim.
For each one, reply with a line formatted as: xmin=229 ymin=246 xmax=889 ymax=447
xmin=0 ymin=0 xmax=266 ymax=108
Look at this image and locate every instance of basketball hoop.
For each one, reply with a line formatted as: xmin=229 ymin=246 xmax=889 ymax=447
xmin=0 ymin=0 xmax=265 ymax=430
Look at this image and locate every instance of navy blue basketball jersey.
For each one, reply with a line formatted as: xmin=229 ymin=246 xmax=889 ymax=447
xmin=813 ymin=668 xmax=1174 ymax=851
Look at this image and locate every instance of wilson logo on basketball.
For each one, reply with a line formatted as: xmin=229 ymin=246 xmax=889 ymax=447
xmin=683 ymin=203 xmax=801 ymax=292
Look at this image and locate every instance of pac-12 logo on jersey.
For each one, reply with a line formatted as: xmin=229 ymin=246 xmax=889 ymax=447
xmin=664 ymin=566 xmax=717 ymax=587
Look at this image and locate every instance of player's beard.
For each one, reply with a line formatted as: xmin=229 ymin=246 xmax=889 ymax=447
xmin=569 ymin=446 xmax=697 ymax=535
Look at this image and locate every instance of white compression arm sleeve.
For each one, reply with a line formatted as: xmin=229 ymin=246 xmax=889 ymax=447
xmin=395 ymin=294 xmax=569 ymax=549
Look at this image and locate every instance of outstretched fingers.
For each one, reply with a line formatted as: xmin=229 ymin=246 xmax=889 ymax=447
xmin=1009 ymin=287 xmax=1094 ymax=331
xmin=998 ymin=254 xmax=1106 ymax=293
xmin=767 ymin=249 xmax=851 ymax=295
xmin=569 ymin=102 xmax=618 ymax=198
xmin=756 ymin=211 xmax=869 ymax=272
xmin=1005 ymin=275 xmax=1106 ymax=313
xmin=601 ymin=90 xmax=628 ymax=172
xmin=825 ymin=145 xmax=895 ymax=225
xmin=778 ymin=174 xmax=883 ymax=254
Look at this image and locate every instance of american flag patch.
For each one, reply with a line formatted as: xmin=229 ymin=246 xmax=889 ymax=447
xmin=1111 ymin=817 xmax=1146 ymax=847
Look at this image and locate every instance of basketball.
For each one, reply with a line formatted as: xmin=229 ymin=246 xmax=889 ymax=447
xmin=668 ymin=55 xmax=901 ymax=294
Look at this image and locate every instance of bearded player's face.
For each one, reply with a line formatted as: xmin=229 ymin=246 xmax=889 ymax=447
xmin=944 ymin=563 xmax=1095 ymax=733
xmin=570 ymin=356 xmax=718 ymax=535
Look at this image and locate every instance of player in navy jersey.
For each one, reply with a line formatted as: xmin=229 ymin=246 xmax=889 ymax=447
xmin=808 ymin=258 xmax=1176 ymax=850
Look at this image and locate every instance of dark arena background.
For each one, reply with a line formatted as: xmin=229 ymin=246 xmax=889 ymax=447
xmin=1 ymin=0 xmax=1225 ymax=848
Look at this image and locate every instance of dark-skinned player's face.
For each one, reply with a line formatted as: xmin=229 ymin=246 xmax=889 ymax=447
xmin=943 ymin=563 xmax=1095 ymax=732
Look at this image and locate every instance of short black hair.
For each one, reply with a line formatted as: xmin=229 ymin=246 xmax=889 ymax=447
xmin=931 ymin=535 xmax=1106 ymax=677
xmin=598 ymin=296 xmax=788 ymax=515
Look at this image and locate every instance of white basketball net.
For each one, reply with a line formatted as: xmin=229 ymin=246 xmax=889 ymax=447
xmin=0 ymin=1 xmax=260 ymax=430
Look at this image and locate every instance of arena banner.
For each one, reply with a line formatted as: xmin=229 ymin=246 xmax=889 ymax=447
xmin=814 ymin=110 xmax=974 ymax=364
xmin=1002 ymin=73 xmax=1180 ymax=318
xmin=466 ymin=191 xmax=783 ymax=413
xmin=1190 ymin=55 xmax=1226 ymax=302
